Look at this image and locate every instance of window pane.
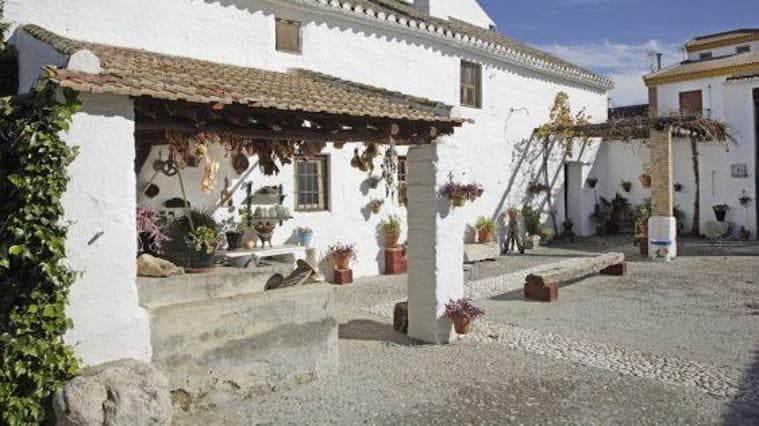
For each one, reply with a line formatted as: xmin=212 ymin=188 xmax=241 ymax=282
xmin=294 ymin=156 xmax=328 ymax=211
xmin=276 ymin=19 xmax=301 ymax=53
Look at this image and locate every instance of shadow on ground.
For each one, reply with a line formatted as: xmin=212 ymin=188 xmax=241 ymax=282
xmin=339 ymin=319 xmax=416 ymax=345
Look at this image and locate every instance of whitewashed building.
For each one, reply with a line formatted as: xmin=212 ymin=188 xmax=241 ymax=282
xmin=4 ymin=0 xmax=612 ymax=396
xmin=599 ymin=29 xmax=759 ymax=238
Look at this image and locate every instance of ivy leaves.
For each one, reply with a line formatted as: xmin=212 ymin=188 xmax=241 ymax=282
xmin=0 ymin=78 xmax=80 ymax=424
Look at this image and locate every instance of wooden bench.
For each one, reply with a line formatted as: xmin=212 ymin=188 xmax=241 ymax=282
xmin=524 ymin=252 xmax=626 ymax=302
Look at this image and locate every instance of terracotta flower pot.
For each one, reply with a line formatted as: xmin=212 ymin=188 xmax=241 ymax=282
xmin=477 ymin=230 xmax=492 ymax=243
xmin=332 ymin=253 xmax=352 ymax=270
xmin=385 ymin=232 xmax=401 ymax=248
xmin=639 ymin=174 xmax=652 ymax=189
xmin=370 ymin=204 xmax=382 ymax=214
xmin=452 ymin=316 xmax=472 ymax=334
xmin=451 ymin=195 xmax=467 ymax=207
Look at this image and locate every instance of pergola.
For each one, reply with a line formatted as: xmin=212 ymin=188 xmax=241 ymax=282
xmin=554 ymin=115 xmax=729 ymax=258
xmin=28 ymin=23 xmax=472 ymax=344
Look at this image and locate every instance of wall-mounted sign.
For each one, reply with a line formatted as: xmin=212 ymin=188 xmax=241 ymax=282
xmin=731 ymin=163 xmax=748 ymax=178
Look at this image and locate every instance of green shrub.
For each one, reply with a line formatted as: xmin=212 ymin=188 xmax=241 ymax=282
xmin=521 ymin=205 xmax=541 ymax=236
xmin=0 ymin=6 xmax=18 ymax=97
xmin=0 ymin=81 xmax=80 ymax=424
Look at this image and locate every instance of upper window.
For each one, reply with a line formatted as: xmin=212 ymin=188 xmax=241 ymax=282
xmin=294 ymin=156 xmax=329 ymax=211
xmin=699 ymin=52 xmax=713 ymax=60
xmin=737 ymin=45 xmax=751 ymax=54
xmin=276 ymin=18 xmax=301 ymax=54
xmin=460 ymin=60 xmax=482 ymax=108
xmin=679 ymin=90 xmax=703 ymax=117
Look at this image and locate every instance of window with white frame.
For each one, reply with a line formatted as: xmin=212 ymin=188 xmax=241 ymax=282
xmin=294 ymin=156 xmax=329 ymax=211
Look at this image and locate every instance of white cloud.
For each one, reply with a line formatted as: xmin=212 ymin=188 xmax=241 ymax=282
xmin=538 ymin=39 xmax=683 ymax=106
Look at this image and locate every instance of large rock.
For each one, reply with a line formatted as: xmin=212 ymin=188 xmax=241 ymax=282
xmin=53 ymin=359 xmax=172 ymax=426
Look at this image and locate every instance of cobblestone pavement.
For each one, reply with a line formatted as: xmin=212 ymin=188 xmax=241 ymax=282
xmin=176 ymin=236 xmax=759 ymax=425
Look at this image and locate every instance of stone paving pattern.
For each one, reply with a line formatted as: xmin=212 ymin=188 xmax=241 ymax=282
xmin=175 ymin=235 xmax=759 ymax=424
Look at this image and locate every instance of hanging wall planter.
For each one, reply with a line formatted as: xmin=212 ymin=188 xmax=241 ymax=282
xmin=439 ymin=174 xmax=484 ymax=208
xmin=639 ymin=173 xmax=652 ymax=189
xmin=368 ymin=199 xmax=384 ymax=214
xmin=713 ymin=204 xmax=730 ymax=222
xmin=674 ymin=183 xmax=683 ymax=192
xmin=586 ymin=177 xmax=598 ymax=188
xmin=621 ymin=180 xmax=633 ymax=193
xmin=739 ymin=192 xmax=752 ymax=208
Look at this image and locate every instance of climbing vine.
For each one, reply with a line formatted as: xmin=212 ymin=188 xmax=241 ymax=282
xmin=0 ymin=1 xmax=18 ymax=96
xmin=0 ymin=75 xmax=81 ymax=423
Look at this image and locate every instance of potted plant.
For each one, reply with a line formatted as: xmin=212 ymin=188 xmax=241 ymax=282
xmin=586 ymin=177 xmax=598 ymax=188
xmin=136 ymin=206 xmax=171 ymax=256
xmin=713 ymin=204 xmax=730 ymax=222
xmin=739 ymin=226 xmax=751 ymax=240
xmin=521 ymin=205 xmax=541 ymax=249
xmin=739 ymin=192 xmax=752 ymax=208
xmin=639 ymin=166 xmax=652 ymax=189
xmin=296 ymin=227 xmax=314 ymax=247
xmin=634 ymin=199 xmax=652 ymax=255
xmin=590 ymin=198 xmax=612 ymax=235
xmin=368 ymin=199 xmax=384 ymax=214
xmin=221 ymin=216 xmax=247 ymax=251
xmin=185 ymin=226 xmax=223 ymax=271
xmin=380 ymin=215 xmax=402 ymax=248
xmin=527 ymin=181 xmax=549 ymax=195
xmin=621 ymin=180 xmax=633 ymax=193
xmin=439 ymin=175 xmax=484 ymax=207
xmin=538 ymin=224 xmax=554 ymax=243
xmin=328 ymin=243 xmax=356 ymax=270
xmin=445 ymin=298 xmax=485 ymax=335
xmin=474 ymin=216 xmax=496 ymax=243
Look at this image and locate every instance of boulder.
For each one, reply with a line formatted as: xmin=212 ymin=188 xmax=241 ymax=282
xmin=53 ymin=359 xmax=172 ymax=426
xmin=137 ymin=254 xmax=184 ymax=278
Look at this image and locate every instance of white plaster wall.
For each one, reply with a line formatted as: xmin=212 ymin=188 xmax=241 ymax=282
xmin=61 ymin=94 xmax=152 ymax=366
xmin=686 ymin=41 xmax=758 ymax=61
xmin=8 ymin=0 xmax=609 ymax=280
xmin=413 ymin=0 xmax=494 ymax=28
xmin=648 ymin=75 xmax=758 ymax=238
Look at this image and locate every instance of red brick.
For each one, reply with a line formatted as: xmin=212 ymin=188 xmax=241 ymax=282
xmin=384 ymin=248 xmax=408 ymax=275
xmin=600 ymin=262 xmax=627 ymax=276
xmin=524 ymin=282 xmax=558 ymax=302
xmin=333 ymin=268 xmax=353 ymax=285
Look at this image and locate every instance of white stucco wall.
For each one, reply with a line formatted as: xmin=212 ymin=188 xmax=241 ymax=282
xmin=642 ymin=75 xmax=758 ymax=238
xmin=686 ymin=41 xmax=758 ymax=61
xmin=61 ymin=94 xmax=152 ymax=366
xmin=7 ymin=0 xmax=609 ymax=360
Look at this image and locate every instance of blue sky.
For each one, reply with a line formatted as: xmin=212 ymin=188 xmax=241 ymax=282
xmin=478 ymin=0 xmax=759 ymax=106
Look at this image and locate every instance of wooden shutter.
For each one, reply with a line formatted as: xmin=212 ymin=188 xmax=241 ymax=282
xmin=679 ymin=90 xmax=703 ymax=117
xmin=276 ymin=18 xmax=301 ymax=53
xmin=648 ymin=87 xmax=658 ymax=118
xmin=460 ymin=61 xmax=482 ymax=108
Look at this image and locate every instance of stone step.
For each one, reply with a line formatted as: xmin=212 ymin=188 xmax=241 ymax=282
xmin=137 ymin=265 xmax=290 ymax=309
xmin=145 ymin=284 xmax=338 ymax=406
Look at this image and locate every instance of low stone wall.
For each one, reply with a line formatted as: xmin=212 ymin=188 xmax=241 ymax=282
xmin=143 ymin=281 xmax=338 ymax=407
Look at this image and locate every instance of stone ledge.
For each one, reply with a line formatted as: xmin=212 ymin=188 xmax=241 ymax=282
xmin=464 ymin=242 xmax=500 ymax=264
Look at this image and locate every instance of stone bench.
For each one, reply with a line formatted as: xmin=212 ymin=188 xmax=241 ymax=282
xmin=524 ymin=252 xmax=626 ymax=302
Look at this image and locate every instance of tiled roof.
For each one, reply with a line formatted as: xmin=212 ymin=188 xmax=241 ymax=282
xmin=273 ymin=0 xmax=613 ymax=90
xmin=644 ymin=51 xmax=759 ymax=85
xmin=726 ymin=72 xmax=759 ymax=82
xmin=685 ymin=29 xmax=759 ymax=51
xmin=23 ymin=25 xmax=464 ymax=124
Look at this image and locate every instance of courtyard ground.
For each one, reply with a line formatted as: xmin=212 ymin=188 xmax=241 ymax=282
xmin=176 ymin=235 xmax=759 ymax=425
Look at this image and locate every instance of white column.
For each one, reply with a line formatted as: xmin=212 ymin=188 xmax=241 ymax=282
xmin=406 ymin=142 xmax=464 ymax=344
xmin=61 ymin=94 xmax=152 ymax=365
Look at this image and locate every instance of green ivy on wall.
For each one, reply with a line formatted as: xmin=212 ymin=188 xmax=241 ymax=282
xmin=0 ymin=1 xmax=18 ymax=96
xmin=0 ymin=74 xmax=81 ymax=423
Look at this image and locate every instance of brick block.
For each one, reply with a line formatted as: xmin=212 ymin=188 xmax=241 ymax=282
xmin=333 ymin=269 xmax=353 ymax=285
xmin=524 ymin=282 xmax=558 ymax=302
xmin=600 ymin=262 xmax=627 ymax=276
xmin=384 ymin=248 xmax=408 ymax=275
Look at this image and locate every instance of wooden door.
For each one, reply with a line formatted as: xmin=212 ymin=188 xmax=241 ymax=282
xmin=679 ymin=90 xmax=703 ymax=116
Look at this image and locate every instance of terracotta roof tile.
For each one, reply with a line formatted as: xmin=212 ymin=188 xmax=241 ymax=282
xmin=23 ymin=25 xmax=464 ymax=124
xmin=644 ymin=51 xmax=759 ymax=84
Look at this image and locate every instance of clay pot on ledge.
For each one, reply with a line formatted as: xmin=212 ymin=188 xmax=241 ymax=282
xmin=639 ymin=174 xmax=652 ymax=189
xmin=477 ymin=230 xmax=493 ymax=243
xmin=452 ymin=316 xmax=472 ymax=335
xmin=385 ymin=232 xmax=401 ymax=249
xmin=226 ymin=231 xmax=243 ymax=251
xmin=332 ymin=253 xmax=352 ymax=271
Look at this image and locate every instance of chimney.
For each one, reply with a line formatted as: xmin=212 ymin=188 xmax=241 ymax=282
xmin=656 ymin=53 xmax=663 ymax=71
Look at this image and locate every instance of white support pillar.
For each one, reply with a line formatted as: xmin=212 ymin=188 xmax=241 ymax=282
xmin=406 ymin=142 xmax=464 ymax=344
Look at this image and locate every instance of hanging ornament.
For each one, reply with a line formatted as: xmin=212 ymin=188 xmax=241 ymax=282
xmin=232 ymin=151 xmax=250 ymax=175
xmin=220 ymin=176 xmax=234 ymax=207
xmin=382 ymin=140 xmax=399 ymax=199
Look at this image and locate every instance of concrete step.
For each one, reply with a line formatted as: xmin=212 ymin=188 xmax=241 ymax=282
xmin=137 ymin=264 xmax=290 ymax=309
xmin=142 ymin=283 xmax=338 ymax=407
